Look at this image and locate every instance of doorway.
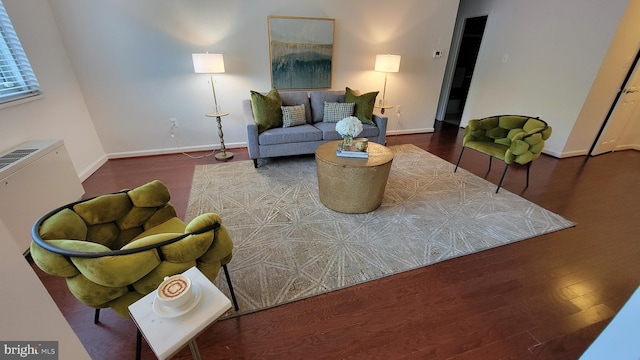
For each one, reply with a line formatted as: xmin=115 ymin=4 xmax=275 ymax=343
xmin=438 ymin=15 xmax=488 ymax=126
xmin=590 ymin=47 xmax=640 ymax=156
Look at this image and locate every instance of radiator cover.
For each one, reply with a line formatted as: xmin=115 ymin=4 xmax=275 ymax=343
xmin=0 ymin=139 xmax=84 ymax=253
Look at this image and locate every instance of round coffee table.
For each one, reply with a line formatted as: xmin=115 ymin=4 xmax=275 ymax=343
xmin=315 ymin=140 xmax=394 ymax=213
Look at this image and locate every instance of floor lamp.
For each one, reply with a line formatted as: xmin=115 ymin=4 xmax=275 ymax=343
xmin=192 ymin=53 xmax=233 ymax=161
xmin=374 ymin=54 xmax=401 ymax=114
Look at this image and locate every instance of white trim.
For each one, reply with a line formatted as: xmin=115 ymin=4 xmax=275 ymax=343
xmin=388 ymin=128 xmax=434 ymax=135
xmin=614 ymin=144 xmax=640 ymax=152
xmin=78 ymin=154 xmax=108 ymax=182
xmin=552 ymin=145 xmax=639 ymax=159
xmin=0 ymin=92 xmax=42 ymax=110
xmin=107 ymin=141 xmax=246 ymax=159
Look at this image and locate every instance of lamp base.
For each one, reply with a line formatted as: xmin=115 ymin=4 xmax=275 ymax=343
xmin=215 ymin=151 xmax=234 ymax=161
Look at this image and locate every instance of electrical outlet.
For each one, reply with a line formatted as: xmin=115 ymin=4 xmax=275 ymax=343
xmin=396 ymin=105 xmax=402 ymax=117
xmin=169 ymin=118 xmax=178 ymax=129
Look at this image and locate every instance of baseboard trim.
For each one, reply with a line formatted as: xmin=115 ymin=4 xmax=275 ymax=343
xmin=79 ymin=154 xmax=108 ymax=182
xmin=388 ymin=128 xmax=434 ymax=135
xmin=554 ymin=149 xmax=588 ymax=158
xmin=552 ymin=145 xmax=639 ymax=159
xmin=107 ymin=142 xmax=247 ymax=159
xmin=615 ymin=144 xmax=640 ymax=152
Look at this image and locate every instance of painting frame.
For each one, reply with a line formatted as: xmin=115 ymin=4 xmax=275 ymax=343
xmin=268 ymin=16 xmax=335 ymax=90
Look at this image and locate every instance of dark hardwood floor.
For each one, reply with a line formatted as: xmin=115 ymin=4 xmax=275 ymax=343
xmin=30 ymin=122 xmax=640 ymax=359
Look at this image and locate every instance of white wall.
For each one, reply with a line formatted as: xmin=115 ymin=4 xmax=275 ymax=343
xmin=0 ymin=1 xmax=106 ymax=180
xmin=566 ymin=0 xmax=640 ymax=155
xmin=0 ymin=220 xmax=90 ymax=359
xmin=1 ymin=0 xmax=637 ymax=180
xmin=456 ymin=0 xmax=629 ymax=157
xmin=47 ymin=0 xmax=460 ymax=157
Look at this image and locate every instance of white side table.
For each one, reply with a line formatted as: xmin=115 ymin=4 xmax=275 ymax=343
xmin=128 ymin=267 xmax=232 ymax=360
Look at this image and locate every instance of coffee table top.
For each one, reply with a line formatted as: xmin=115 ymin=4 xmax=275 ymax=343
xmin=315 ymin=141 xmax=394 ymax=168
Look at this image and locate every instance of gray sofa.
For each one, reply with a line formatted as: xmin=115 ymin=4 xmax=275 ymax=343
xmin=243 ymin=90 xmax=388 ymax=168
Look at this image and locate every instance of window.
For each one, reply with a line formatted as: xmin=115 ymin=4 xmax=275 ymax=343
xmin=0 ymin=0 xmax=40 ymax=106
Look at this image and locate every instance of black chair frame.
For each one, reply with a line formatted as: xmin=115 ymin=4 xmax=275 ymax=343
xmin=454 ymin=147 xmax=532 ymax=193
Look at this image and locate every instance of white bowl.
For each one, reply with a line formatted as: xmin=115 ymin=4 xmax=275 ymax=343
xmin=156 ymin=274 xmax=193 ymax=309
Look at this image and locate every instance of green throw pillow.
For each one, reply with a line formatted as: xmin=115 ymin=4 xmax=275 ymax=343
xmin=251 ymin=89 xmax=283 ymax=133
xmin=345 ymin=87 xmax=378 ymax=126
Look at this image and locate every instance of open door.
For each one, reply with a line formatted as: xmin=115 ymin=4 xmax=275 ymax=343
xmin=591 ymin=49 xmax=640 ymax=155
xmin=437 ymin=15 xmax=487 ymax=126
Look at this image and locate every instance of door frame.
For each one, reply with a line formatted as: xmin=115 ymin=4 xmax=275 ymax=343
xmin=436 ymin=11 xmax=489 ymax=122
xmin=589 ymin=47 xmax=640 ymax=155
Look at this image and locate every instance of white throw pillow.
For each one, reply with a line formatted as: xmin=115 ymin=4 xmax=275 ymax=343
xmin=323 ymin=102 xmax=355 ymax=123
xmin=281 ymin=104 xmax=307 ymax=128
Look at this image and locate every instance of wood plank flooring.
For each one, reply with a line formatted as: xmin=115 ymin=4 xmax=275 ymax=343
xmin=30 ymin=122 xmax=640 ymax=359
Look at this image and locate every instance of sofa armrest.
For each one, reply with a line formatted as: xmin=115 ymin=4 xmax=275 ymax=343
xmin=372 ymin=114 xmax=388 ymax=144
xmin=242 ymin=99 xmax=260 ymax=159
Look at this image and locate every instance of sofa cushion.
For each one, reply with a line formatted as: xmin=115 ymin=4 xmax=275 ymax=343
xmin=258 ymin=124 xmax=323 ymax=145
xmin=323 ymin=102 xmax=355 ymax=123
xmin=279 ymin=91 xmax=312 ymax=123
xmin=251 ymin=89 xmax=283 ymax=133
xmin=309 ymin=90 xmax=345 ymax=122
xmin=345 ymin=87 xmax=378 ymax=125
xmin=282 ymin=104 xmax=307 ymax=128
xmin=314 ymin=122 xmax=380 ymax=141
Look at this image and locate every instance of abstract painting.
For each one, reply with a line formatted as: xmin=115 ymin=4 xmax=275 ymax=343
xmin=268 ymin=16 xmax=334 ymax=89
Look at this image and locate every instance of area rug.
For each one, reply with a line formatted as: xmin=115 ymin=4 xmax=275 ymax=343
xmin=185 ymin=144 xmax=574 ymax=317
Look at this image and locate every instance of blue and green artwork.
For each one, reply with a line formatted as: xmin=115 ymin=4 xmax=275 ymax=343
xmin=268 ymin=16 xmax=334 ymax=89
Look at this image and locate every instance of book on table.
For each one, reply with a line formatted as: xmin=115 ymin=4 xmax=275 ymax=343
xmin=336 ymin=144 xmax=369 ymax=158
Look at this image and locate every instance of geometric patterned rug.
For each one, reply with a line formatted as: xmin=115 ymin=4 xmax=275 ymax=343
xmin=185 ymin=144 xmax=575 ymax=318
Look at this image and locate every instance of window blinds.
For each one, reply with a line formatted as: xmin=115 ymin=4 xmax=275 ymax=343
xmin=0 ymin=0 xmax=40 ymax=105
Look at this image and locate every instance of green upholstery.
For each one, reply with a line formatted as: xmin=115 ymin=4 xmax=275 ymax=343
xmin=250 ymin=88 xmax=283 ymax=133
xmin=456 ymin=115 xmax=552 ymax=192
xmin=345 ymin=87 xmax=378 ymax=125
xmin=30 ymin=180 xmax=234 ymax=318
xmin=462 ymin=115 xmax=551 ymax=165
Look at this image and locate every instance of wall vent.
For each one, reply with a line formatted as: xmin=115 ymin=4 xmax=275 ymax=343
xmin=0 ymin=149 xmax=38 ymax=170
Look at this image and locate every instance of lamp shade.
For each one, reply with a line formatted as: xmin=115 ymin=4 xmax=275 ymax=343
xmin=374 ymin=54 xmax=401 ymax=73
xmin=192 ymin=53 xmax=225 ymax=73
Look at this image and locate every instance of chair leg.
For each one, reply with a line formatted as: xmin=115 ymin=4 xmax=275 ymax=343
xmin=488 ymin=156 xmax=493 ymax=171
xmin=136 ymin=328 xmax=142 ymax=360
xmin=454 ymin=147 xmax=465 ymax=172
xmin=223 ymin=264 xmax=239 ymax=311
xmin=526 ymin=162 xmax=531 ymax=188
xmin=253 ymin=159 xmax=258 ymax=168
xmin=93 ymin=308 xmax=100 ymax=324
xmin=497 ymin=164 xmax=509 ymax=193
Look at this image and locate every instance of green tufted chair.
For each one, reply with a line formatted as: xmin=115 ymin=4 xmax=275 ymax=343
xmin=454 ymin=115 xmax=552 ymax=192
xmin=30 ymin=180 xmax=238 ymax=323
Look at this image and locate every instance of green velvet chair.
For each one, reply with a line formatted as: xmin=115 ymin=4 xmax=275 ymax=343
xmin=454 ymin=115 xmax=552 ymax=192
xmin=30 ymin=180 xmax=238 ymax=357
